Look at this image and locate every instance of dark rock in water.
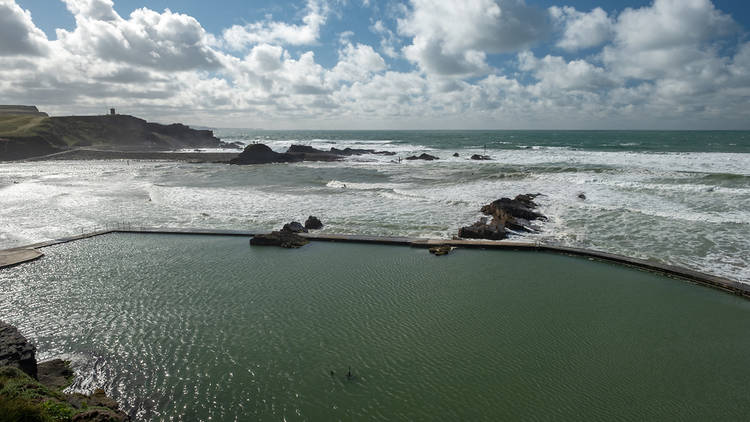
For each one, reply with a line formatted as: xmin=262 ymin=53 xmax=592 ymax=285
xmin=0 ymin=320 xmax=37 ymax=379
xmin=37 ymin=358 xmax=74 ymax=390
xmin=429 ymin=245 xmax=453 ymax=256
xmin=453 ymin=153 xmax=459 ymax=157
xmin=287 ymin=144 xmax=325 ymax=154
xmin=329 ymin=147 xmax=396 ymax=156
xmin=480 ymin=195 xmax=545 ymax=222
xmin=282 ymin=221 xmax=308 ymax=233
xmin=304 ymin=216 xmax=323 ymax=230
xmin=578 ymin=192 xmax=586 ymax=200
xmin=470 ymin=154 xmax=491 ymax=160
xmin=250 ymin=231 xmax=309 ymax=248
xmin=229 ymin=143 xmax=302 ymax=165
xmin=458 ymin=194 xmax=546 ymax=240
xmin=405 ymin=153 xmax=439 ymax=161
xmin=458 ymin=218 xmax=507 ymax=240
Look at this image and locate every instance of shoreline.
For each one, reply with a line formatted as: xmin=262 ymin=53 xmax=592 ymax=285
xmin=2 ymin=227 xmax=748 ymax=299
xmin=18 ymin=148 xmax=239 ymax=163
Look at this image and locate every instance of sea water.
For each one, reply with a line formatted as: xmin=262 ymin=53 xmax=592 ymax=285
xmin=2 ymin=234 xmax=750 ymax=421
xmin=0 ymin=130 xmax=748 ymax=282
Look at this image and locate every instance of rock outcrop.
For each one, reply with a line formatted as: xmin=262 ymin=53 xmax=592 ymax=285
xmin=458 ymin=194 xmax=546 ymax=240
xmin=250 ymin=221 xmax=313 ymax=248
xmin=0 ymin=322 xmax=130 ymax=421
xmin=470 ymin=154 xmax=491 ymax=160
xmin=282 ymin=221 xmax=308 ymax=233
xmin=304 ymin=216 xmax=323 ymax=230
xmin=229 ymin=144 xmax=302 ymax=165
xmin=405 ymin=153 xmax=439 ymax=161
xmin=0 ymin=320 xmax=37 ymax=379
xmin=250 ymin=231 xmax=309 ymax=248
xmin=329 ymin=147 xmax=396 ymax=156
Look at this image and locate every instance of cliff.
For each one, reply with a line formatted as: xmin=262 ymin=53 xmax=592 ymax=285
xmin=0 ymin=108 xmax=234 ymax=161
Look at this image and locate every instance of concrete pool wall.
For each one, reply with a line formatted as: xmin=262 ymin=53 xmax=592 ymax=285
xmin=1 ymin=227 xmax=748 ymax=299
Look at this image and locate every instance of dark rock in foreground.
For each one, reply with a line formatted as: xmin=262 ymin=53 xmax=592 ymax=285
xmin=453 ymin=153 xmax=459 ymax=157
xmin=0 ymin=320 xmax=37 ymax=379
xmin=229 ymin=144 xmax=302 ymax=165
xmin=37 ymin=358 xmax=74 ymax=390
xmin=405 ymin=153 xmax=439 ymax=161
xmin=304 ymin=216 xmax=323 ymax=230
xmin=458 ymin=194 xmax=546 ymax=240
xmin=470 ymin=154 xmax=491 ymax=160
xmin=250 ymin=231 xmax=309 ymax=248
xmin=0 ymin=322 xmax=130 ymax=421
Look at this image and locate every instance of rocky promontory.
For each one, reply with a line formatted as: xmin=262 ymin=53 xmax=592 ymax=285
xmin=458 ymin=194 xmax=546 ymax=240
xmin=0 ymin=106 xmax=237 ymax=161
xmin=0 ymin=321 xmax=130 ymax=421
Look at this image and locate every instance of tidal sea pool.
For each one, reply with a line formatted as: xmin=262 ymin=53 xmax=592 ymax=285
xmin=1 ymin=233 xmax=749 ymax=421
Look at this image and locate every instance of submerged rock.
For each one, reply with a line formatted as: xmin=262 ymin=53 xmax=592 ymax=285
xmin=453 ymin=153 xmax=459 ymax=157
xmin=405 ymin=153 xmax=439 ymax=161
xmin=250 ymin=231 xmax=309 ymax=248
xmin=429 ymin=245 xmax=454 ymax=256
xmin=304 ymin=216 xmax=323 ymax=230
xmin=282 ymin=221 xmax=308 ymax=233
xmin=229 ymin=143 xmax=302 ymax=165
xmin=330 ymin=147 xmax=396 ymax=156
xmin=578 ymin=192 xmax=586 ymax=200
xmin=0 ymin=320 xmax=37 ymax=379
xmin=458 ymin=194 xmax=546 ymax=240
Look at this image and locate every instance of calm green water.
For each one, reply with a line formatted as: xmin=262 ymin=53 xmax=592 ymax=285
xmin=1 ymin=234 xmax=750 ymax=421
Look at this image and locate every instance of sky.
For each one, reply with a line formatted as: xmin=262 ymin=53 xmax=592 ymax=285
xmin=1 ymin=0 xmax=749 ymax=129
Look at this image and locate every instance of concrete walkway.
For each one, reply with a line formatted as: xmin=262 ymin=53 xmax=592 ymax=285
xmin=1 ymin=228 xmax=747 ymax=299
xmin=0 ymin=249 xmax=43 ymax=269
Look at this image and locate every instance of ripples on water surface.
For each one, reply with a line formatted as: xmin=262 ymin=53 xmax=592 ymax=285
xmin=0 ymin=130 xmax=748 ymax=283
xmin=1 ymin=234 xmax=750 ymax=420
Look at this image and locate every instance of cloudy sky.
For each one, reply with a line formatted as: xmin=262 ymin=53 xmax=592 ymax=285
xmin=1 ymin=0 xmax=749 ymax=129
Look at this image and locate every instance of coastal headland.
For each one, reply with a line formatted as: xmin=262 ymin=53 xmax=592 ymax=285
xmin=0 ymin=105 xmax=239 ymax=161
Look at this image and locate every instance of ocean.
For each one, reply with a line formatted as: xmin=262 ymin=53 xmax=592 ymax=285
xmin=1 ymin=130 xmax=748 ymax=282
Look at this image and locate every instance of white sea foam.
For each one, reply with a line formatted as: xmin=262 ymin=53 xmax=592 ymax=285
xmin=0 ymin=147 xmax=748 ymax=283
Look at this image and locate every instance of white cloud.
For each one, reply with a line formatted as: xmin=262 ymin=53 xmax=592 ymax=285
xmin=57 ymin=3 xmax=221 ymax=71
xmin=62 ymin=0 xmax=118 ymax=21
xmin=549 ymin=6 xmax=613 ymax=51
xmin=0 ymin=0 xmax=749 ymax=129
xmin=0 ymin=0 xmax=49 ymax=56
xmin=222 ymin=0 xmax=327 ymax=50
xmin=519 ymin=51 xmax=616 ymax=92
xmin=329 ymin=42 xmax=387 ymax=84
xmin=398 ymin=0 xmax=548 ymax=76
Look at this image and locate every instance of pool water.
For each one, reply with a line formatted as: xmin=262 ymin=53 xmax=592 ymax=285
xmin=1 ymin=233 xmax=749 ymax=421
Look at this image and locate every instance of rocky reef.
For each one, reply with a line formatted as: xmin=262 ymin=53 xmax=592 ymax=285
xmin=231 ymin=143 xmax=397 ymax=165
xmin=458 ymin=194 xmax=546 ymax=240
xmin=405 ymin=153 xmax=439 ymax=161
xmin=0 ymin=321 xmax=130 ymax=421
